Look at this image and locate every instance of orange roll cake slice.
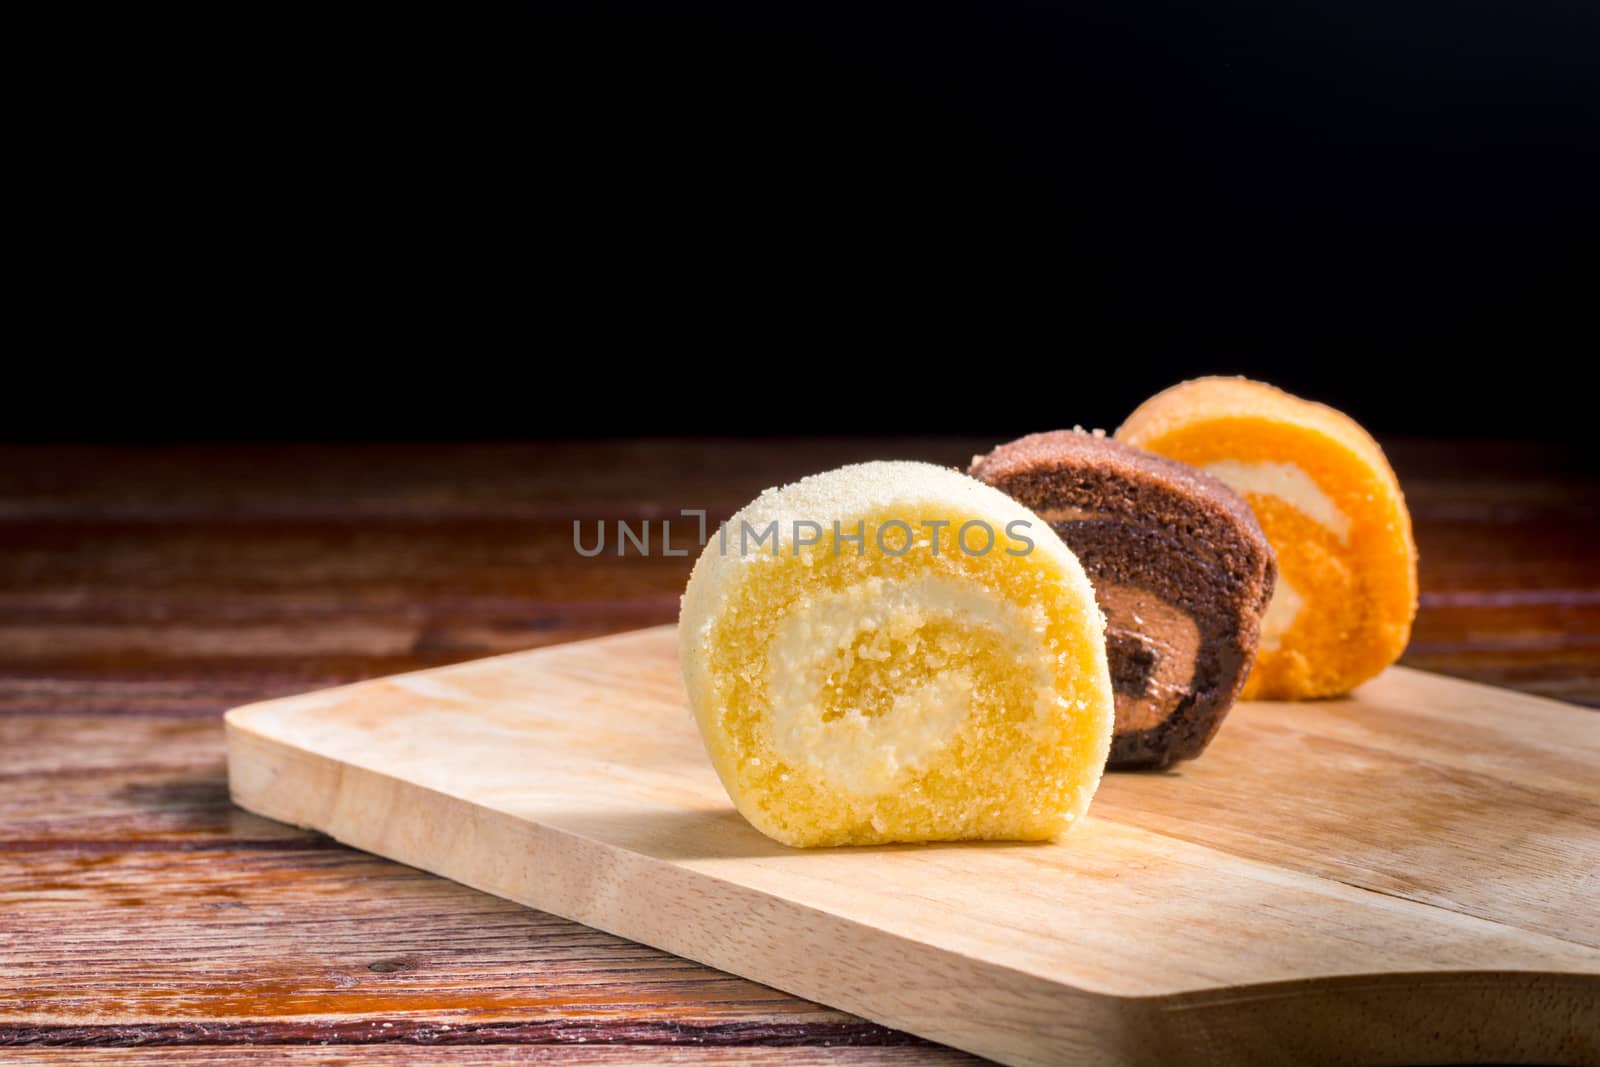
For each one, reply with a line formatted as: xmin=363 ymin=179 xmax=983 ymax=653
xmin=1116 ymin=378 xmax=1417 ymax=700
xmin=679 ymin=461 xmax=1115 ymax=847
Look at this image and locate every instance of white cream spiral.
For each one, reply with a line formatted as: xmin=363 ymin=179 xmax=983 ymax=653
xmin=764 ymin=574 xmax=1054 ymax=797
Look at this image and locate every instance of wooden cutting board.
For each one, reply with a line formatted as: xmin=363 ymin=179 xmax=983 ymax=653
xmin=226 ymin=625 xmax=1600 ymax=1067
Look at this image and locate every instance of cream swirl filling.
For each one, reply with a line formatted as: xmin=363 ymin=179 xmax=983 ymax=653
xmin=1258 ymin=573 xmax=1304 ymax=652
xmin=765 ymin=574 xmax=1052 ymax=797
xmin=1204 ymin=460 xmax=1351 ymax=543
xmin=1205 ymin=460 xmax=1348 ymax=651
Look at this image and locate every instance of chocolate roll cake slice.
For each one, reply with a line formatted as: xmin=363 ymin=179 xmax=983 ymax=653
xmin=971 ymin=430 xmax=1276 ymax=769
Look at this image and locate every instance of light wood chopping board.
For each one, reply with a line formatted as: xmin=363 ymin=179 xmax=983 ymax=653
xmin=226 ymin=625 xmax=1600 ymax=1067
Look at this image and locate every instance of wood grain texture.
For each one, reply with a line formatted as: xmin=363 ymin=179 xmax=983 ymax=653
xmin=225 ymin=626 xmax=1600 ymax=1067
xmin=0 ymin=1052 xmax=970 ymax=1065
xmin=2 ymin=438 xmax=1596 ymax=1064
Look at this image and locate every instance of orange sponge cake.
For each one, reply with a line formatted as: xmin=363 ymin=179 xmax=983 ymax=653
xmin=1117 ymin=378 xmax=1417 ymax=700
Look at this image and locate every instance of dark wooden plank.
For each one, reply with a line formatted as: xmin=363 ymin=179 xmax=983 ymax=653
xmin=0 ymin=715 xmax=953 ymax=1057
xmin=0 ymin=437 xmax=1595 ymax=1064
xmin=0 ymin=1050 xmax=978 ymax=1064
xmin=2 ymin=842 xmax=850 ymax=1027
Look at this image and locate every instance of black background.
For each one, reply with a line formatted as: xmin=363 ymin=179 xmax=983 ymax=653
xmin=23 ymin=3 xmax=1599 ymax=442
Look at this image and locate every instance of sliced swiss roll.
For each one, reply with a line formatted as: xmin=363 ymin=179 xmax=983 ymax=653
xmin=678 ymin=461 xmax=1114 ymax=847
xmin=971 ymin=430 xmax=1275 ymax=769
xmin=1117 ymin=377 xmax=1418 ymax=700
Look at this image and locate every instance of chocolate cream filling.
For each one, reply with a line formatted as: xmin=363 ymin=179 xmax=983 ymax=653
xmin=1035 ymin=508 xmax=1255 ymax=767
xmin=1097 ymin=585 xmax=1202 ymax=733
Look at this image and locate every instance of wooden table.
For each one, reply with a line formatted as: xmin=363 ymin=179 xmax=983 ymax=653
xmin=3 ymin=438 xmax=1596 ymax=1064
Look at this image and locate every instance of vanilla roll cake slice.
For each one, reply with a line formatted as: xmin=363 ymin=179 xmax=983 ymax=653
xmin=971 ymin=430 xmax=1276 ymax=769
xmin=679 ymin=461 xmax=1114 ymax=847
xmin=1117 ymin=377 xmax=1418 ymax=700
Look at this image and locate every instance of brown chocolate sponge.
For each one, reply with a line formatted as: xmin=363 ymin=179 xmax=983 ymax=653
xmin=971 ymin=430 xmax=1276 ymax=769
